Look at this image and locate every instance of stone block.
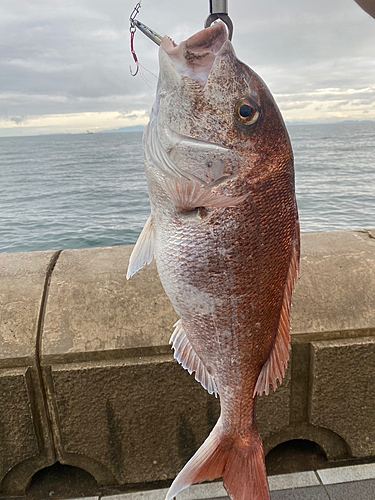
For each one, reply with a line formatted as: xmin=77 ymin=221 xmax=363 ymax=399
xmin=0 ymin=251 xmax=53 ymax=361
xmin=0 ymin=251 xmax=57 ymax=494
xmin=257 ymin=365 xmax=291 ymax=441
xmin=42 ymin=246 xmax=177 ymax=360
xmin=0 ymin=369 xmax=39 ymax=481
xmin=291 ymin=230 xmax=375 ymax=336
xmin=309 ymin=337 xmax=375 ymax=457
xmin=43 ymin=356 xmax=220 ymax=485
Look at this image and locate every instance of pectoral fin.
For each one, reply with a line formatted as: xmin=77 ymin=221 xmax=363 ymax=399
xmin=254 ymin=224 xmax=300 ymax=396
xmin=164 ymin=177 xmax=247 ymax=214
xmin=170 ymin=319 xmax=218 ymax=397
xmin=126 ymin=215 xmax=155 ymax=280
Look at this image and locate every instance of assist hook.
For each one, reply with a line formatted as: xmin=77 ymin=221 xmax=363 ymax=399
xmin=205 ymin=0 xmax=233 ymax=41
xmin=129 ymin=1 xmax=163 ymax=81
xmin=129 ymin=2 xmax=142 ymax=76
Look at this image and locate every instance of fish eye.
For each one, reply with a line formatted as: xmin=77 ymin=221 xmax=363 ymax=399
xmin=235 ymin=97 xmax=260 ymax=125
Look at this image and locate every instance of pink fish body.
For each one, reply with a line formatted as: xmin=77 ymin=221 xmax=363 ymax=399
xmin=127 ymin=22 xmax=299 ymax=500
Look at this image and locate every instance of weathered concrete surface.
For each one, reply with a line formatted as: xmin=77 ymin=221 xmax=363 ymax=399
xmin=46 ymin=357 xmax=218 ymax=484
xmin=309 ymin=337 xmax=375 ymax=457
xmin=0 ymin=251 xmax=57 ymax=495
xmin=42 ymin=246 xmax=177 ymax=360
xmin=1 ymin=230 xmax=375 ymax=494
xmin=0 ymin=251 xmax=53 ymax=361
xmin=257 ymin=366 xmax=292 ymax=440
xmin=291 ymin=230 xmax=375 ymax=337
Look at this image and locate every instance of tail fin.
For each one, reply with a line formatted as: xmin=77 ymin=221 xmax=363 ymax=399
xmin=223 ymin=430 xmax=270 ymax=500
xmin=165 ymin=418 xmax=270 ymax=500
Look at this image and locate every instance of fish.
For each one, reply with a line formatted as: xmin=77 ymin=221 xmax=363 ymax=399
xmin=355 ymin=0 xmax=375 ymax=19
xmin=127 ymin=21 xmax=300 ymax=500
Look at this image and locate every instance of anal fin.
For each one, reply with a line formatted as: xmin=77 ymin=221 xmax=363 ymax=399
xmin=254 ymin=224 xmax=300 ymax=396
xmin=164 ymin=177 xmax=247 ymax=214
xmin=170 ymin=320 xmax=218 ymax=397
xmin=126 ymin=215 xmax=155 ymax=280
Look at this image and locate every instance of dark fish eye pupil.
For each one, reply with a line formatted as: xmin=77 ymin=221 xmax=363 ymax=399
xmin=240 ymin=104 xmax=253 ymax=118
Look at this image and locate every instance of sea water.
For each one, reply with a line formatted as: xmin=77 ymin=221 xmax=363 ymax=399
xmin=0 ymin=122 xmax=374 ymax=254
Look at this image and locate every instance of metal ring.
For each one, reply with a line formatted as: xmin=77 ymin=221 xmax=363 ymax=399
xmin=204 ymin=13 xmax=233 ymax=40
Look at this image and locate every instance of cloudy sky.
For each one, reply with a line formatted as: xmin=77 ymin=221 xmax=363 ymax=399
xmin=1 ymin=0 xmax=375 ymax=136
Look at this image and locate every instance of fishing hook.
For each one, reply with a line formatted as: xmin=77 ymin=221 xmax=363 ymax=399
xmin=205 ymin=0 xmax=233 ymax=40
xmin=129 ymin=1 xmax=142 ymax=76
xmin=130 ymin=26 xmax=139 ymax=76
xmin=129 ymin=1 xmax=163 ymax=77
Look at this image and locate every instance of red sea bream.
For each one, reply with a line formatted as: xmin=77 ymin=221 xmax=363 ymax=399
xmin=127 ymin=21 xmax=300 ymax=500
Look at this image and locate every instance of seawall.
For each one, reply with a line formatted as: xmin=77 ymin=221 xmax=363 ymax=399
xmin=0 ymin=229 xmax=374 ymax=495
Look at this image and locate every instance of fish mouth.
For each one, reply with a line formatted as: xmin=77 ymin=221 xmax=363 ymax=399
xmin=160 ymin=22 xmax=229 ymax=88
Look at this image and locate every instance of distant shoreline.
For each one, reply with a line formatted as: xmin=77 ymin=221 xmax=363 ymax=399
xmin=1 ymin=120 xmax=374 ymax=139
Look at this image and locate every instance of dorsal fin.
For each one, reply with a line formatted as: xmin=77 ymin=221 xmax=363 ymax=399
xmin=254 ymin=224 xmax=300 ymax=396
xmin=170 ymin=320 xmax=218 ymax=397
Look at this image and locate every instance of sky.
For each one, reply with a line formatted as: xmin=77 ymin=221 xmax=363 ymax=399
xmin=1 ymin=0 xmax=375 ymax=137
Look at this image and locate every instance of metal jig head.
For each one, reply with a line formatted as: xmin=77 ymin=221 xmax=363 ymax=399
xmin=205 ymin=0 xmax=233 ymax=40
xmin=131 ymin=19 xmax=163 ymax=46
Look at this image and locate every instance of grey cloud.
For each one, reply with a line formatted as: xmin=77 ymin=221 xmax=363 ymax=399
xmin=276 ymin=88 xmax=375 ymax=104
xmin=116 ymin=112 xmax=141 ymax=120
xmin=326 ymin=101 xmax=353 ymax=111
xmin=0 ymin=92 xmax=153 ymax=119
xmin=1 ymin=0 xmax=375 ymax=129
xmin=9 ymin=116 xmax=24 ymax=124
xmin=0 ymin=1 xmax=157 ymax=96
xmin=326 ymin=98 xmax=375 ymax=111
xmin=277 ymin=101 xmax=310 ymax=110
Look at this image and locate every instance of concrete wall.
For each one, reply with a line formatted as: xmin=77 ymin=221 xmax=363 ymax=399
xmin=0 ymin=229 xmax=374 ymax=495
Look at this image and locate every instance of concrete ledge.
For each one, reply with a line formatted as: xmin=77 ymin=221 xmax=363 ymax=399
xmin=0 ymin=251 xmax=59 ymax=495
xmin=0 ymin=229 xmax=375 ymax=495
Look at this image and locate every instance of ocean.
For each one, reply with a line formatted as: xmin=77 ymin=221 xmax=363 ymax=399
xmin=0 ymin=122 xmax=374 ymax=254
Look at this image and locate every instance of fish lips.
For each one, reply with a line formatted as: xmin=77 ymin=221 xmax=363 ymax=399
xmin=159 ymin=22 xmax=235 ymax=90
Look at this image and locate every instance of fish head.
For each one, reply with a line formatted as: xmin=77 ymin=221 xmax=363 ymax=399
xmin=149 ymin=22 xmax=292 ymax=187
